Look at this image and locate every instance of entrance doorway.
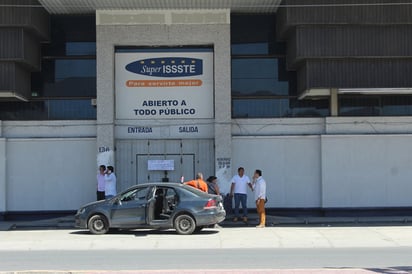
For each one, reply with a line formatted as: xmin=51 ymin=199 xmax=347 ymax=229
xmin=115 ymin=139 xmax=214 ymax=191
xmin=136 ymin=154 xmax=195 ymax=183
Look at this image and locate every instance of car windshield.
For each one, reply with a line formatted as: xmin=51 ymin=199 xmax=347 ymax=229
xmin=120 ymin=186 xmax=150 ymax=202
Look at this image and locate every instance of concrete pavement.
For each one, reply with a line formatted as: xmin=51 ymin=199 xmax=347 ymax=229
xmin=1 ymin=215 xmax=412 ymax=273
xmin=1 ymin=219 xmax=412 ymax=251
xmin=1 ymin=227 xmax=412 ymax=273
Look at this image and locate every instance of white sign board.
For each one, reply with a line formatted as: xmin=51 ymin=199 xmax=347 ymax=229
xmin=115 ymin=49 xmax=214 ymax=119
xmin=148 ymin=160 xmax=175 ymax=171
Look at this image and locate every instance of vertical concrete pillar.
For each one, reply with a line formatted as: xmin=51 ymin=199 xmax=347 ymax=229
xmin=0 ymin=137 xmax=6 ymax=219
xmin=214 ymin=27 xmax=232 ymax=173
xmin=330 ymin=88 xmax=339 ymax=116
xmin=96 ymin=39 xmax=115 ymax=167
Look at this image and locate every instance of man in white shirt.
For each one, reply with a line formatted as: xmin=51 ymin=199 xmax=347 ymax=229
xmin=96 ymin=165 xmax=106 ymax=201
xmin=230 ymin=167 xmax=253 ymax=223
xmin=252 ymin=169 xmax=266 ymax=228
xmin=104 ymin=166 xmax=117 ymax=199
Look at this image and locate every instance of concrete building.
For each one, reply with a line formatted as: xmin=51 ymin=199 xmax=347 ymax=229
xmin=1 ymin=0 xmax=412 ymax=218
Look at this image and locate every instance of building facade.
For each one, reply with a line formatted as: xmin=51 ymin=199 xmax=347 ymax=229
xmin=2 ymin=0 xmax=412 ymax=218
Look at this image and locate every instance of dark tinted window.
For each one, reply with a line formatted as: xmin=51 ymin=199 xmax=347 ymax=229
xmin=32 ymin=59 xmax=96 ymax=98
xmin=42 ymin=15 xmax=96 ymax=57
xmin=0 ymin=15 xmax=97 ymax=120
xmin=0 ymin=100 xmax=96 ymax=120
xmin=230 ymin=14 xmax=328 ymax=118
xmin=340 ymin=95 xmax=412 ymax=116
xmin=233 ymin=98 xmax=329 ymax=118
xmin=231 ymin=14 xmax=285 ymax=56
xmin=232 ymin=58 xmax=289 ymax=97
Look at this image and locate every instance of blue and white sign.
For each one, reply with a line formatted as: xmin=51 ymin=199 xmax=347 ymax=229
xmin=115 ymin=49 xmax=214 ymax=120
xmin=125 ymin=57 xmax=203 ymax=77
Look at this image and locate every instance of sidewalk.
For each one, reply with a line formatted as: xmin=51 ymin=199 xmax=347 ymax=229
xmin=2 ymin=213 xmax=412 ymax=231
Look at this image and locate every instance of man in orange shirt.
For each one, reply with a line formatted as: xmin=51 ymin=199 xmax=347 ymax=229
xmin=184 ymin=172 xmax=208 ymax=193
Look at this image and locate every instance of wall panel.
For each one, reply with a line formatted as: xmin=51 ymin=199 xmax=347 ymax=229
xmin=232 ymin=136 xmax=322 ymax=208
xmin=321 ymin=135 xmax=412 ymax=207
xmin=6 ymin=138 xmax=96 ymax=211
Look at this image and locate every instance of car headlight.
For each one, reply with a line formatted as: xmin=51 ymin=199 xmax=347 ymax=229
xmin=77 ymin=207 xmax=86 ymax=215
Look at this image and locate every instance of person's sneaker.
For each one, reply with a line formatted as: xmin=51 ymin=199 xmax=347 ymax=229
xmin=256 ymin=224 xmax=265 ymax=228
xmin=242 ymin=217 xmax=248 ymax=223
xmin=233 ymin=217 xmax=238 ymax=222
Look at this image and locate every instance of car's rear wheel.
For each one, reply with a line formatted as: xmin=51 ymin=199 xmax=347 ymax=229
xmin=174 ymin=214 xmax=196 ymax=235
xmin=88 ymin=214 xmax=109 ymax=235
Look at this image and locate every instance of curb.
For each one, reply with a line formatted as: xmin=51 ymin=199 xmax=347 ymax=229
xmin=2 ymin=215 xmax=412 ymax=231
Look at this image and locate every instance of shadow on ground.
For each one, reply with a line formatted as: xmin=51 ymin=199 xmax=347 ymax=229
xmin=70 ymin=228 xmax=219 ymax=236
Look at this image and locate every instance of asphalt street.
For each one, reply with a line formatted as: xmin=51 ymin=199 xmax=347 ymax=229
xmin=1 ymin=225 xmax=412 ymax=272
xmin=1 ymin=248 xmax=412 ymax=271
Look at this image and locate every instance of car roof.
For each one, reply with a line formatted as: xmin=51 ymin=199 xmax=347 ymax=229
xmin=136 ymin=182 xmax=183 ymax=188
xmin=125 ymin=182 xmax=210 ymax=196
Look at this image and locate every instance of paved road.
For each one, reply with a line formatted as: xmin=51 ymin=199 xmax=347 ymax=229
xmin=1 ymin=248 xmax=412 ymax=272
xmin=1 ymin=226 xmax=412 ymax=272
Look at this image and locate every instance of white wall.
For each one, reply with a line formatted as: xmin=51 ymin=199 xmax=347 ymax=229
xmin=232 ymin=136 xmax=322 ymax=208
xmin=321 ymin=135 xmax=412 ymax=208
xmin=3 ymin=117 xmax=412 ymax=211
xmin=6 ymin=138 xmax=97 ymax=211
xmin=232 ymin=133 xmax=412 ymax=209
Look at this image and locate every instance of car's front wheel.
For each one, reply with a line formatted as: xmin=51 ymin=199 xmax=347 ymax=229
xmin=88 ymin=214 xmax=109 ymax=235
xmin=174 ymin=214 xmax=196 ymax=235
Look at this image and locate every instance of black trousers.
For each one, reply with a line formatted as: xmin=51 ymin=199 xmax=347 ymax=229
xmin=97 ymin=191 xmax=105 ymax=201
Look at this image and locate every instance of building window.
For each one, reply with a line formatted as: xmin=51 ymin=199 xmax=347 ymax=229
xmin=232 ymin=58 xmax=289 ymax=97
xmin=0 ymin=15 xmax=96 ymax=120
xmin=339 ymin=95 xmax=412 ymax=116
xmin=231 ymin=14 xmax=329 ymax=118
xmin=31 ymin=59 xmax=96 ymax=98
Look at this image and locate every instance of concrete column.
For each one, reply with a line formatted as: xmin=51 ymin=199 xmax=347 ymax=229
xmin=213 ymin=27 xmax=232 ymax=173
xmin=330 ymin=88 xmax=339 ymax=116
xmin=0 ymin=138 xmax=6 ymax=219
xmin=96 ymin=39 xmax=115 ymax=166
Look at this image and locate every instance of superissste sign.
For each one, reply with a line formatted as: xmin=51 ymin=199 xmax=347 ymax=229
xmin=115 ymin=49 xmax=214 ymax=120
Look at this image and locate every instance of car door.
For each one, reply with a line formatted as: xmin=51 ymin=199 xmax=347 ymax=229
xmin=147 ymin=186 xmax=179 ymax=225
xmin=110 ymin=186 xmax=151 ymax=227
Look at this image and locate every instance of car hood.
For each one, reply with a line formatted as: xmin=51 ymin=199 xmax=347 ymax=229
xmin=81 ymin=199 xmax=109 ymax=209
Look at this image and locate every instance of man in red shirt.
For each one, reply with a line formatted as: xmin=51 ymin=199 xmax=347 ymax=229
xmin=184 ymin=172 xmax=208 ymax=193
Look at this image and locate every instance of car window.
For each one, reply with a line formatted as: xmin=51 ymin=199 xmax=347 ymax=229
xmin=120 ymin=187 xmax=149 ymax=202
xmin=180 ymin=185 xmax=205 ymax=198
xmin=164 ymin=188 xmax=177 ymax=200
xmin=135 ymin=187 xmax=150 ymax=200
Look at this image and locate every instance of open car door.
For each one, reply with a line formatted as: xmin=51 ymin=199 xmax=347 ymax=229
xmin=147 ymin=186 xmax=179 ymax=225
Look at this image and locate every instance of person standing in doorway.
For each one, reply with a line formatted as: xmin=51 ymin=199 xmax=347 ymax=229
xmin=104 ymin=166 xmax=117 ymax=199
xmin=252 ymin=169 xmax=266 ymax=228
xmin=230 ymin=167 xmax=252 ymax=223
xmin=96 ymin=165 xmax=106 ymax=201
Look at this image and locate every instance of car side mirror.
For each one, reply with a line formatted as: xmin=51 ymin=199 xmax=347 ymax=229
xmin=115 ymin=199 xmax=122 ymax=206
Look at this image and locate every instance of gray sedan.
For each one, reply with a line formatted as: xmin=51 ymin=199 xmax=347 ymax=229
xmin=75 ymin=183 xmax=226 ymax=235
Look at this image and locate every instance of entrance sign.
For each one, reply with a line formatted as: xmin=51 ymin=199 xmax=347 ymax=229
xmin=114 ymin=123 xmax=215 ymax=139
xmin=115 ymin=49 xmax=214 ymax=119
xmin=148 ymin=159 xmax=175 ymax=171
